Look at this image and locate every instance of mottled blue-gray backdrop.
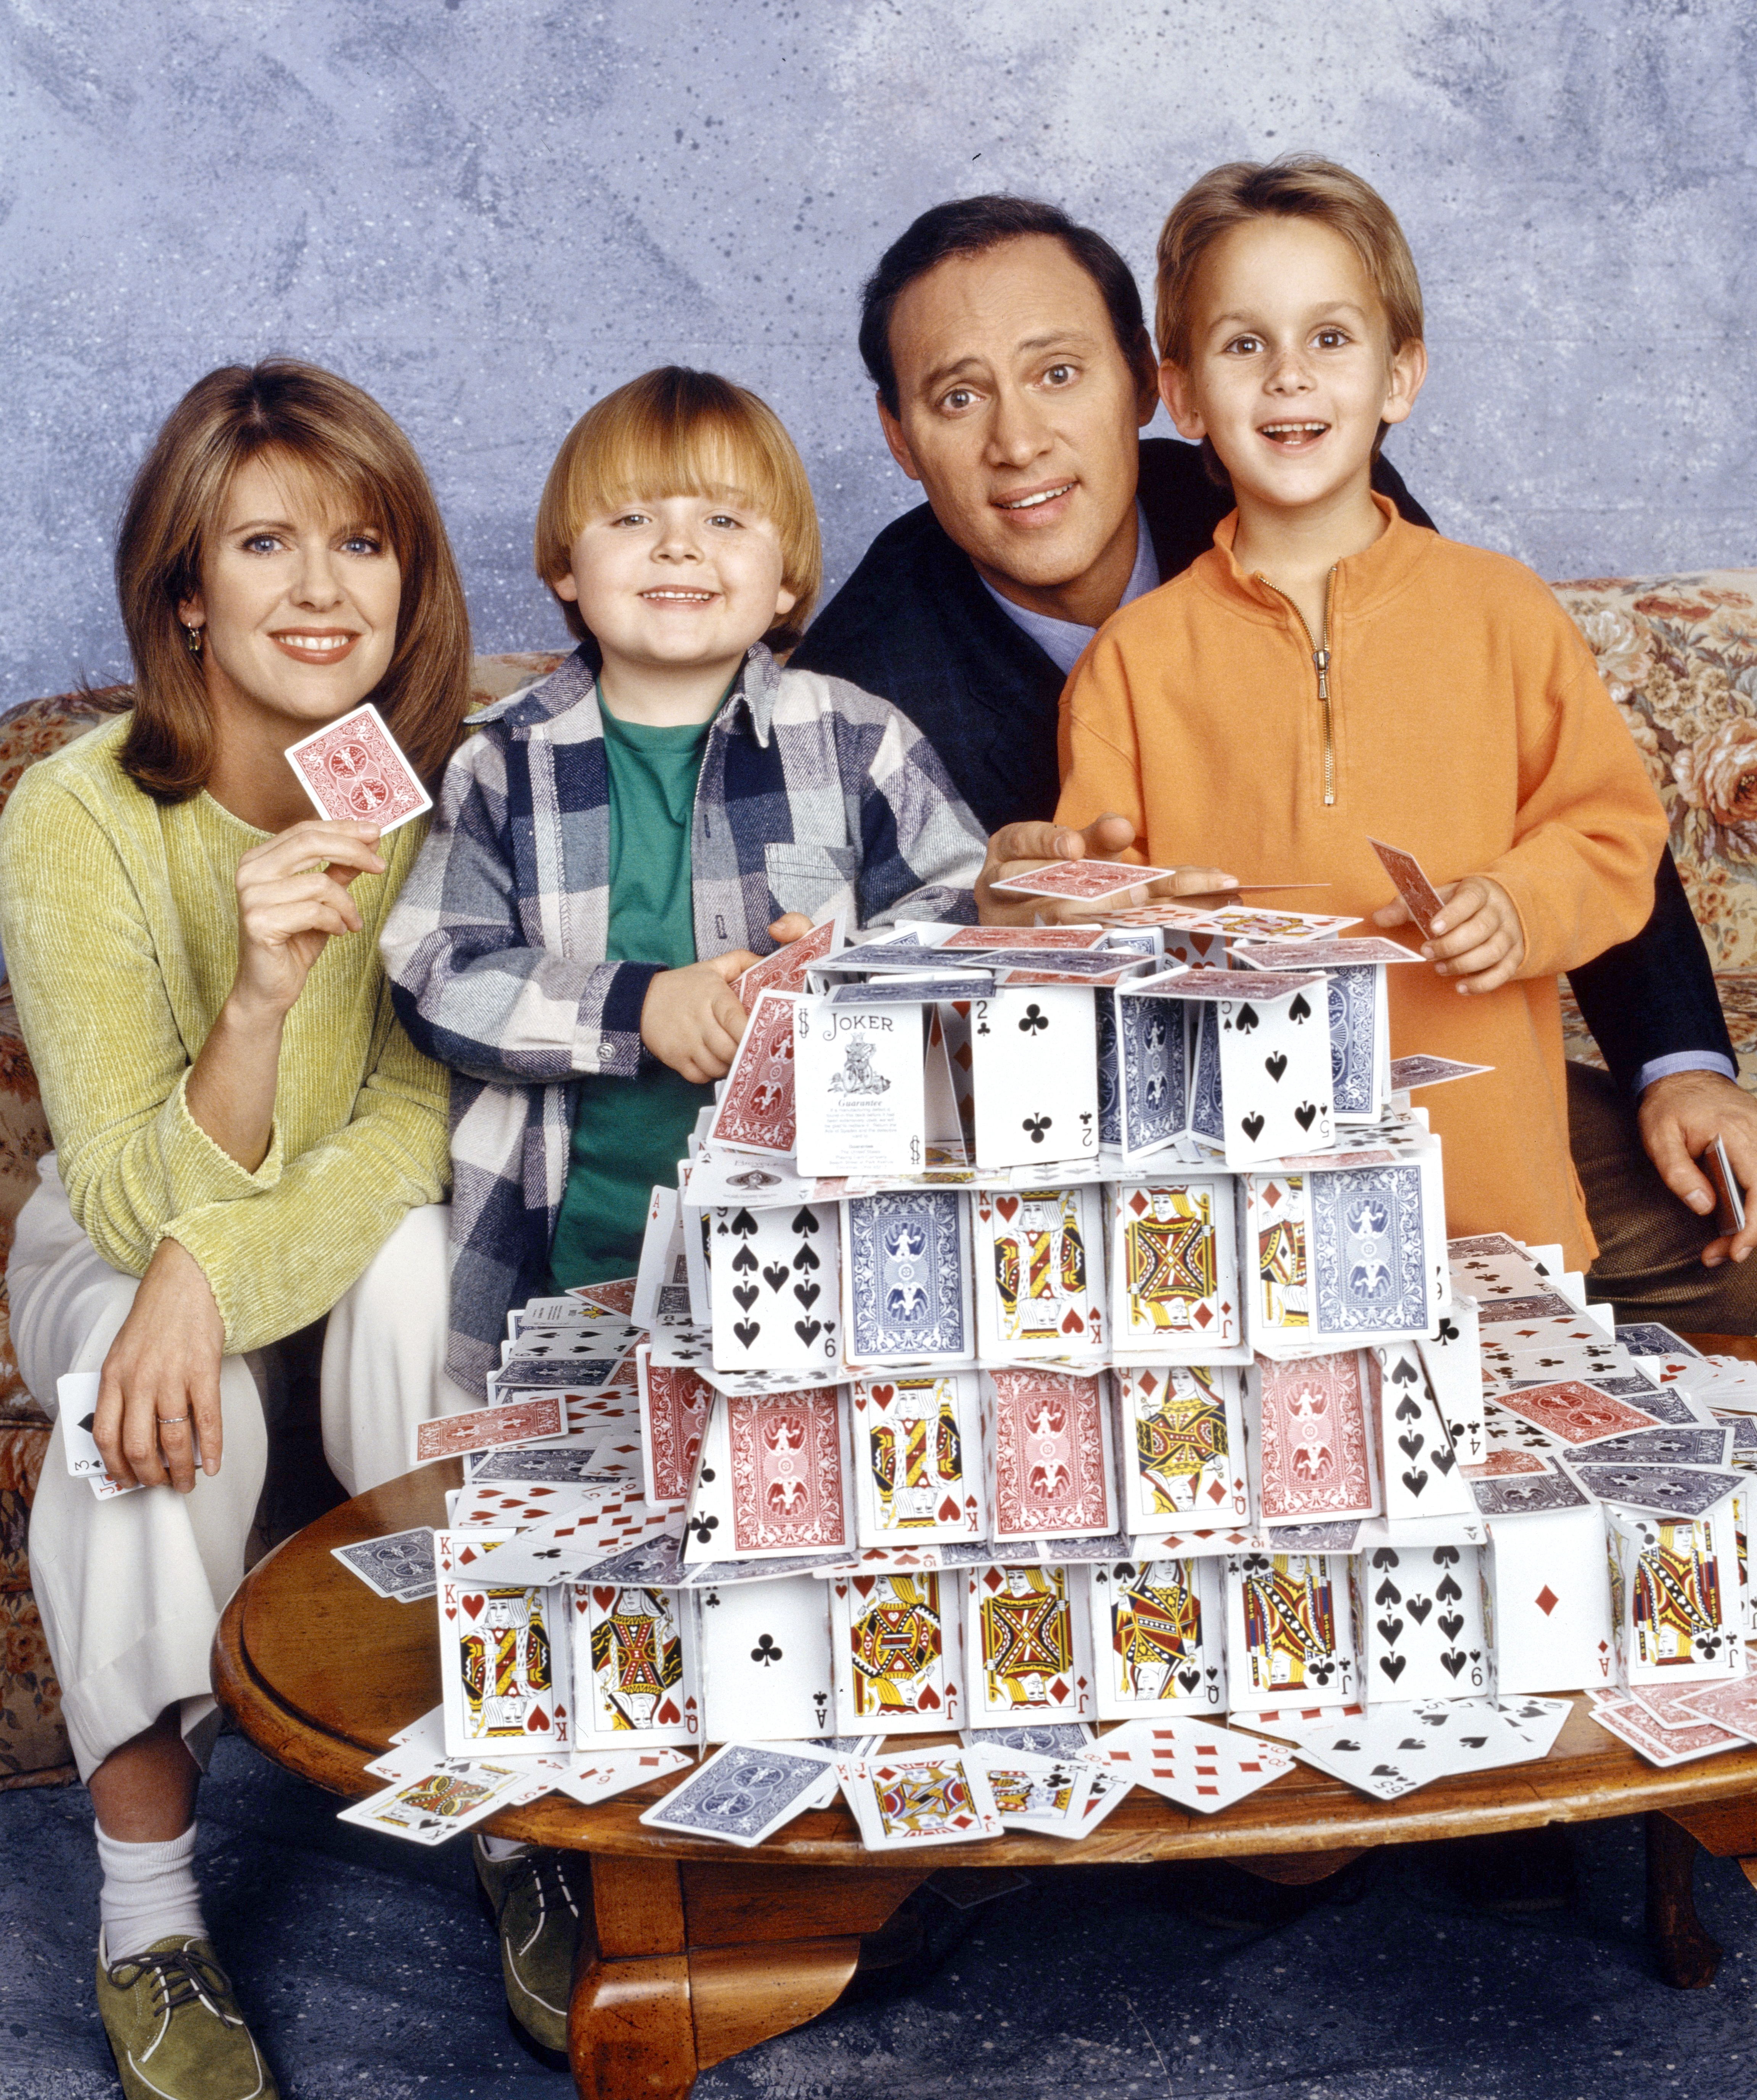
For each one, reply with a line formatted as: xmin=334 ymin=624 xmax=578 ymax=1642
xmin=3 ymin=0 xmax=1754 ymax=709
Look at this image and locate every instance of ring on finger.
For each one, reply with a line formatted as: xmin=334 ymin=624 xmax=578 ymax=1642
xmin=156 ymin=1415 xmax=189 ymax=1427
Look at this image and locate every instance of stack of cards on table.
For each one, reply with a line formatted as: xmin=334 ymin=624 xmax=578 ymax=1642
xmin=324 ymin=915 xmax=1757 ymax=1849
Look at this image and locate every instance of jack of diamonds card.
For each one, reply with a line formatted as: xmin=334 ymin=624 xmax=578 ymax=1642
xmin=985 ymin=1367 xmax=1117 ymax=1543
xmin=571 ymin=1584 xmax=699 ymax=1749
xmin=964 ymin=1564 xmax=1094 ymax=1724
xmin=434 ymin=1530 xmax=571 ymax=1759
xmin=637 ymin=1349 xmax=713 ymax=1506
xmin=974 ymin=1185 xmax=1107 ymax=1365
xmin=1224 ymin=1550 xmax=1358 ymax=1713
xmin=1087 ymin=1556 xmax=1228 ymax=1719
xmin=1247 ymin=1352 xmax=1381 ymax=1524
xmin=1109 ymin=1178 xmax=1246 ymax=1363
xmin=830 ymin=1571 xmax=964 ymax=1734
xmin=852 ymin=1372 xmax=984 ymax=1545
xmin=1113 ymin=1363 xmax=1249 ymax=1535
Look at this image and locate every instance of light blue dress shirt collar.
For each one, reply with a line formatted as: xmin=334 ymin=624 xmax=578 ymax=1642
xmin=979 ymin=501 xmax=1160 ymax=676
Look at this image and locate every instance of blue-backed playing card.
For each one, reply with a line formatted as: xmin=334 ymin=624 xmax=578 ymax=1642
xmin=1309 ymin=1164 xmax=1428 ymax=1335
xmin=1117 ymin=991 xmax=1188 ymax=1160
xmin=331 ymin=1526 xmax=437 ymax=1600
xmin=1326 ymin=966 xmax=1378 ymax=1117
xmin=1575 ymin=1425 xmax=1733 ymax=1468
xmin=1467 ymin=1470 xmax=1591 ymax=1516
xmin=1616 ymin=1322 xmax=1701 ymax=1359
xmin=1570 ymin=1463 xmax=1744 ymax=1517
xmin=1189 ymin=1004 xmax=1223 ymax=1143
xmin=638 ymin=1741 xmax=837 ymax=1847
xmin=843 ymin=1190 xmax=974 ymax=1365
xmin=1095 ymin=990 xmax=1120 ymax=1148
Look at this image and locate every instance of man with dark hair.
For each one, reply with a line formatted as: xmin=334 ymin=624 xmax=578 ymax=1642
xmin=793 ymin=193 xmax=1757 ymax=1327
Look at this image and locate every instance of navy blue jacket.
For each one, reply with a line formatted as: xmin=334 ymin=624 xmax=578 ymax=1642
xmin=793 ymin=437 xmax=1730 ymax=1093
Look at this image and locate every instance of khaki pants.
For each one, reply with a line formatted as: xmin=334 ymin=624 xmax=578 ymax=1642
xmin=1570 ymin=1060 xmax=1757 ymax=1334
xmin=10 ymin=1156 xmax=471 ymax=1780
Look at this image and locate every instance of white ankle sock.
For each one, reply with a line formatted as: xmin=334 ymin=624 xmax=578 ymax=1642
xmin=477 ymin=1834 xmax=530 ymax=1862
xmin=96 ymin=1821 xmax=207 ymax=1965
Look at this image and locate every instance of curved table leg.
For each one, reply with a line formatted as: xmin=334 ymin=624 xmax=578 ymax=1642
xmin=1646 ymin=1810 xmax=1723 ymax=1989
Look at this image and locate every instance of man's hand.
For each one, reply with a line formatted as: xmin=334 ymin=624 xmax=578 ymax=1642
xmin=638 ymin=919 xmax=807 ymax=1083
xmin=1374 ymin=874 xmax=1525 ymax=994
xmin=94 ymin=1238 xmax=226 ymax=1492
xmin=975 ymin=812 xmax=1239 ymax=927
xmin=1638 ymin=1067 xmax=1757 ymax=1267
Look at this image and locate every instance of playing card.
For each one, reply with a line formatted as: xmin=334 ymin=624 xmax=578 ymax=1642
xmin=571 ymin=1582 xmax=700 ymax=1749
xmin=965 ymin=1563 xmax=1094 ymax=1723
xmin=1605 ymin=1505 xmax=1743 ymax=1686
xmin=1114 ymin=1364 xmax=1249 ymax=1534
xmin=684 ymin=1387 xmax=854 ymax=1563
xmin=969 ymin=1745 xmax=1094 ymax=1835
xmin=960 ymin=1722 xmax=1094 ymax=1754
xmin=1574 ymin=1462 xmax=1746 ymax=1519
xmin=969 ymin=986 xmax=1100 ymax=1170
xmin=1489 ymin=1381 xmax=1662 ymax=1447
xmin=851 ymin=1372 xmax=984 ymax=1544
xmin=448 ymin=1480 xmax=598 ymax=1530
xmin=842 ymin=1190 xmax=974 ymax=1367
xmin=1467 ymin=1468 xmax=1591 ymax=1517
xmin=708 ymin=1201 xmax=841 ymax=1374
xmin=1249 ymin=1353 xmax=1380 ymax=1524
xmin=434 ymin=1530 xmax=571 ymax=1758
xmin=942 ymin=924 xmax=1108 ymax=951
xmin=553 ymin=1745 xmax=696 ymax=1807
xmin=985 ymin=1368 xmax=1117 ymax=1542
xmin=989 ymin=857 xmax=1178 ymax=903
xmin=1079 ymin=1716 xmax=1294 ymax=1813
xmin=1087 ymin=1556 xmax=1228 ymax=1718
xmin=332 ymin=1526 xmax=437 ymax=1602
xmin=698 ymin=1572 xmax=835 ymax=1741
xmin=1366 ymin=837 xmax=1447 ymax=937
xmin=414 ymin=1396 xmax=567 ymax=1467
xmin=1674 ymin=1675 xmax=1757 ymax=1736
xmin=709 ymin=991 xmax=799 ymax=1154
xmin=1589 ymin=1696 xmax=1746 ymax=1767
xmin=1703 ymin=1133 xmax=1747 ymax=1236
xmin=974 ymin=1185 xmax=1107 ymax=1365
xmin=1370 ymin=1345 xmax=1475 ymax=1524
xmin=637 ymin=1350 xmax=713 ymax=1506
xmin=1388 ymin=1054 xmax=1495 ymax=1093
xmin=640 ymin=1740 xmax=839 ymax=1847
xmin=1618 ymin=1323 xmax=1701 ymax=1360
xmin=1308 ymin=1162 xmax=1434 ymax=1339
xmin=1110 ymin=1180 xmax=1246 ymax=1362
xmin=56 ymin=1373 xmax=138 ymax=1500
xmin=1225 ymin=1550 xmax=1358 ymax=1711
xmin=1484 ymin=1505 xmax=1615 ymax=1694
xmin=1288 ymin=1704 xmax=1469 ymax=1800
xmin=735 ymin=912 xmax=847 ymax=1013
xmin=836 ymin=1748 xmax=1005 ymax=1849
xmin=337 ymin=1758 xmax=547 ymax=1845
xmin=284 ymin=701 xmax=432 ymax=833
xmin=632 ymin=1185 xmax=693 ymax=1328
xmin=471 ymin=1487 xmax=683 ymax=1587
xmin=830 ymin=1570 xmax=963 ymax=1733
xmin=1352 ymin=1542 xmax=1491 ymax=1704
xmin=1574 ymin=1425 xmax=1734 ymax=1469
xmin=794 ymin=994 xmax=928 ymax=1176
xmin=1112 ymin=990 xmax=1188 ymax=1163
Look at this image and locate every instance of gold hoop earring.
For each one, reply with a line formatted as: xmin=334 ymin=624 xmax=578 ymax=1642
xmin=183 ymin=624 xmax=204 ymax=659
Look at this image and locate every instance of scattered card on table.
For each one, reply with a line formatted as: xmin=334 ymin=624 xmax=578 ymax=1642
xmin=337 ymin=1758 xmax=545 ymax=1845
xmin=639 ymin=1740 xmax=838 ymax=1847
xmin=414 ymin=1395 xmax=566 ymax=1466
xmin=284 ymin=701 xmax=432 ymax=834
xmin=836 ymin=1748 xmax=1004 ymax=1849
xmin=331 ymin=1526 xmax=437 ymax=1601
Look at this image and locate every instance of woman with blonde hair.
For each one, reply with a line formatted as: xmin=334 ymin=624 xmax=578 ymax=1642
xmin=0 ymin=358 xmax=473 ymax=2100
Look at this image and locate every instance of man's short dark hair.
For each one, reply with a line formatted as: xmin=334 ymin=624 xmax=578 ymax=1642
xmin=858 ymin=195 xmax=1155 ymax=417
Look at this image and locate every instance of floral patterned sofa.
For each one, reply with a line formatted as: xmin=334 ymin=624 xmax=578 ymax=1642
xmin=2 ymin=577 xmax=1754 ymax=1785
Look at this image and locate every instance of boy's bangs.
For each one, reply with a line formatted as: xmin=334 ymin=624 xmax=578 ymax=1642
xmin=572 ymin=415 xmax=786 ymax=526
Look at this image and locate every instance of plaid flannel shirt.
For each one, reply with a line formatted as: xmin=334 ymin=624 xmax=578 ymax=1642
xmin=381 ymin=641 xmax=987 ymax=1392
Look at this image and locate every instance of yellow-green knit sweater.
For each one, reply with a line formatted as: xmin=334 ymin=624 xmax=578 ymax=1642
xmin=0 ymin=715 xmax=450 ymax=1354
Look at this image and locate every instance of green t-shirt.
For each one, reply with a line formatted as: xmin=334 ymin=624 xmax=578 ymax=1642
xmin=548 ymin=697 xmax=714 ymax=1288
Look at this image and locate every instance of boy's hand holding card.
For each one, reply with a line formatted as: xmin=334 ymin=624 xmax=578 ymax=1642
xmin=1368 ymin=840 xmax=1526 ymax=996
xmin=975 ymin=812 xmax=1238 ymax=927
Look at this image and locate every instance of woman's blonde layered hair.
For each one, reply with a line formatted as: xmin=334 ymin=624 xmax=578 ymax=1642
xmin=114 ymin=359 xmax=473 ymax=801
xmin=535 ymin=367 xmax=822 ymax=652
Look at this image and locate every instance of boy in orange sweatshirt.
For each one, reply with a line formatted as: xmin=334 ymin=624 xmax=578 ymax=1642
xmin=1051 ymin=156 xmax=1667 ymax=1268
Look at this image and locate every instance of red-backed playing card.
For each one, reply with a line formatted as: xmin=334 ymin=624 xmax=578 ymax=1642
xmin=707 ymin=990 xmax=797 ymax=1153
xmin=285 ymin=702 xmax=433 ymax=833
xmin=990 ymin=857 xmax=1177 ymax=904
xmin=413 ymin=1395 xmax=565 ymax=1465
xmin=734 ymin=916 xmax=844 ymax=1013
xmin=1366 ymin=837 xmax=1447 ymax=938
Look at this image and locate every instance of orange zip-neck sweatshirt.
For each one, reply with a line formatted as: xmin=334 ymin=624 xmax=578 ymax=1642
xmin=1056 ymin=499 xmax=1669 ymax=1269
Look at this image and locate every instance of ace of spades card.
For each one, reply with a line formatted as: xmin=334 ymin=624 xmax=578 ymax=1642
xmin=974 ymin=1185 xmax=1108 ymax=1365
xmin=794 ymin=996 xmax=928 ymax=1177
xmin=698 ymin=1571 xmax=836 ymax=1741
xmin=570 ymin=1583 xmax=700 ymax=1750
xmin=1370 ymin=1344 xmax=1476 ymax=1524
xmin=683 ymin=1387 xmax=854 ymax=1564
xmin=1247 ymin=1352 xmax=1381 ymax=1526
xmin=434 ymin=1530 xmax=572 ymax=1759
xmin=707 ymin=991 xmax=800 ymax=1156
xmin=1109 ymin=1178 xmax=1247 ymax=1363
xmin=985 ymin=1367 xmax=1117 ymax=1543
xmin=1114 ymin=1363 xmax=1249 ymax=1536
xmin=830 ymin=1570 xmax=964 ymax=1734
xmin=964 ymin=1564 xmax=1094 ymax=1724
xmin=841 ymin=1189 xmax=975 ymax=1369
xmin=1350 ymin=1543 xmax=1491 ymax=1706
xmin=1087 ymin=1555 xmax=1228 ymax=1719
xmin=1482 ymin=1505 xmax=1615 ymax=1695
xmin=637 ymin=1349 xmax=714 ymax=1507
xmin=1605 ymin=1502 xmax=1744 ymax=1688
xmin=708 ymin=1202 xmax=841 ymax=1374
xmin=1111 ymin=983 xmax=1190 ymax=1164
xmin=851 ymin=1372 xmax=984 ymax=1545
xmin=1140 ymin=970 xmax=1333 ymax=1168
xmin=968 ymin=986 xmax=1099 ymax=1169
xmin=1224 ymin=1550 xmax=1359 ymax=1713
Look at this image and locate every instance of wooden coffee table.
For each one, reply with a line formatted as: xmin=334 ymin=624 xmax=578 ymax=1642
xmin=214 ymin=1465 xmax=1757 ymax=2100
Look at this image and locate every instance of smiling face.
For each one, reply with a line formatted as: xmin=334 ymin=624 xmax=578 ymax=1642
xmin=1158 ymin=216 xmax=1425 ymax=525
xmin=178 ymin=450 xmax=402 ymax=743
xmin=555 ymin=488 xmax=797 ymax=706
xmin=876 ymin=235 xmax=1159 ymax=628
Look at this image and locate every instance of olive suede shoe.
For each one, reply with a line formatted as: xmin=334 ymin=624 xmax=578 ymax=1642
xmin=473 ymin=1839 xmax=587 ymax=2059
xmin=95 ymin=1933 xmax=276 ymax=2100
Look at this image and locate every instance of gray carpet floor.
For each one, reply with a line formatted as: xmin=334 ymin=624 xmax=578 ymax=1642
xmin=2 ymin=1734 xmax=1755 ymax=2098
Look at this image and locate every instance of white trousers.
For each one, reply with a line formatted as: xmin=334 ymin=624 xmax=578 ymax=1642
xmin=10 ymin=1156 xmax=471 ymax=1781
